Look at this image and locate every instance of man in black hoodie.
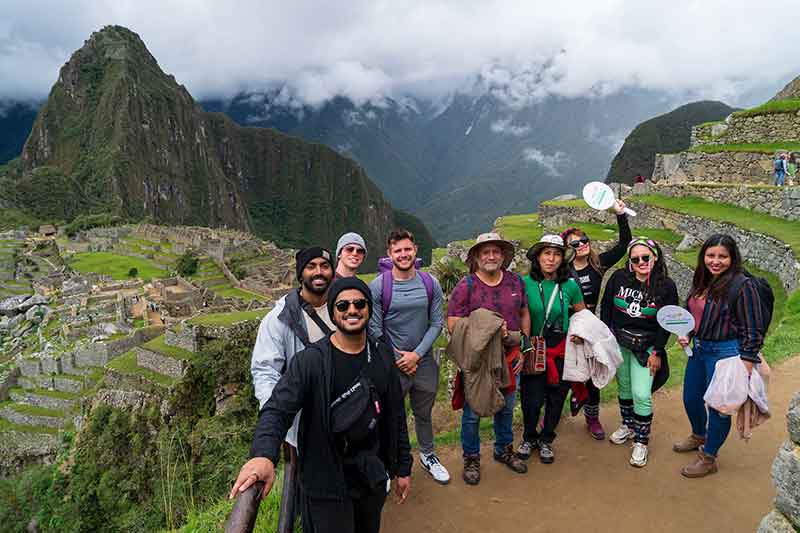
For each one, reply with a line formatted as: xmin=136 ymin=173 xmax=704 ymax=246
xmin=230 ymin=277 xmax=412 ymax=533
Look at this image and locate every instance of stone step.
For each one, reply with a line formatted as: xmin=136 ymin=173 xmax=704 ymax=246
xmin=16 ymin=357 xmax=42 ymax=377
xmin=0 ymin=403 xmax=67 ymax=429
xmin=53 ymin=374 xmax=96 ymax=394
xmin=133 ymin=347 xmax=187 ymax=380
xmin=0 ymin=428 xmax=61 ymax=477
xmin=9 ymin=388 xmax=78 ymax=411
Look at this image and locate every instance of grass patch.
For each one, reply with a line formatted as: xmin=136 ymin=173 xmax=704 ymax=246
xmin=635 ymin=194 xmax=800 ymax=256
xmin=540 ymin=198 xmax=586 ymax=208
xmin=187 ymin=308 xmax=270 ymax=327
xmin=9 ymin=387 xmax=81 ymax=401
xmin=0 ymin=418 xmax=60 ymax=435
xmin=689 ymin=142 xmax=800 ymax=154
xmin=732 ymin=98 xmax=800 ymax=117
xmin=0 ymin=401 xmax=66 ymax=418
xmin=68 ymin=251 xmax=167 ymax=281
xmin=143 ymin=335 xmax=195 ymax=361
xmin=357 ymin=273 xmax=378 ymax=284
xmin=212 ymin=286 xmax=268 ymax=302
xmin=106 ymin=350 xmax=177 ymax=387
xmin=133 ymin=318 xmax=146 ymax=329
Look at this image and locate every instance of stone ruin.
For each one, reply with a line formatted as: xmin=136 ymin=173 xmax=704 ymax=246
xmin=758 ymin=392 xmax=800 ymax=532
xmin=150 ymin=277 xmax=203 ymax=318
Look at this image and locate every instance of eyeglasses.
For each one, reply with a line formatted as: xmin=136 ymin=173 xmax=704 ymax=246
xmin=343 ymin=246 xmax=365 ymax=255
xmin=334 ymin=299 xmax=369 ymax=312
xmin=630 ymin=255 xmax=651 ymax=265
xmin=568 ymin=236 xmax=590 ymax=248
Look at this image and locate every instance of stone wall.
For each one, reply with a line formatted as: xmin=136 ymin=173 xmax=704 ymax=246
xmin=652 ymin=151 xmax=774 ymax=185
xmin=693 ymin=112 xmax=800 ymax=147
xmin=647 ymin=183 xmax=800 ymax=221
xmin=0 ymin=366 xmax=19 ymax=401
xmin=758 ymin=392 xmax=800 ymax=532
xmin=165 ymin=324 xmax=197 ymax=352
xmin=539 ymin=203 xmax=800 ymax=292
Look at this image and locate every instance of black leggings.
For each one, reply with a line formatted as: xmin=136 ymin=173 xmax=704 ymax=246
xmin=586 ymin=379 xmax=601 ymax=406
xmin=303 ymin=488 xmax=387 ymax=533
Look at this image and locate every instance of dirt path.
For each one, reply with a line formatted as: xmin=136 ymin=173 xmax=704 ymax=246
xmin=382 ymin=356 xmax=800 ymax=533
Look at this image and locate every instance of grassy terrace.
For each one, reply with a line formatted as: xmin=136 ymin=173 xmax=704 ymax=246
xmin=187 ymin=308 xmax=270 ymax=327
xmin=0 ymin=418 xmax=60 ymax=435
xmin=635 ymin=194 xmax=800 ymax=256
xmin=106 ymin=350 xmax=176 ymax=387
xmin=67 ymin=251 xmax=167 ymax=281
xmin=732 ymin=98 xmax=800 ymax=117
xmin=689 ymin=142 xmax=800 ymax=154
xmin=0 ymin=401 xmax=67 ymax=419
xmin=142 ymin=335 xmax=194 ymax=360
xmin=8 ymin=387 xmax=82 ymax=401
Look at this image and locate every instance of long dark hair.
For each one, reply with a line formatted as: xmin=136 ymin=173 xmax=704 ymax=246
xmin=689 ymin=234 xmax=743 ymax=301
xmin=625 ymin=239 xmax=670 ymax=304
xmin=562 ymin=228 xmax=603 ymax=273
xmin=529 ymin=247 xmax=572 ymax=283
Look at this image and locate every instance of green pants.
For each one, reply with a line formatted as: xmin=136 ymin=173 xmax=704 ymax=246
xmin=616 ymin=347 xmax=654 ymax=416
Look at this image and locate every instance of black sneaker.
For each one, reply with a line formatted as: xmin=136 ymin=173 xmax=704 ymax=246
xmin=538 ymin=441 xmax=555 ymax=464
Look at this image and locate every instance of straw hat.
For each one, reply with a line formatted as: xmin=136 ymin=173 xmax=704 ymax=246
xmin=526 ymin=234 xmax=575 ymax=263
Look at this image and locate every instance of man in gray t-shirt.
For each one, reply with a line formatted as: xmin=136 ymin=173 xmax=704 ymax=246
xmin=368 ymin=229 xmax=449 ymax=485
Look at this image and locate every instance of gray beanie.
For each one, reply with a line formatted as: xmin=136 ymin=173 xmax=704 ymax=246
xmin=336 ymin=232 xmax=367 ymax=258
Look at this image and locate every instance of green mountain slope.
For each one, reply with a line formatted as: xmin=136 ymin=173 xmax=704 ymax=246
xmin=606 ymin=100 xmax=736 ymax=184
xmin=0 ymin=26 xmax=432 ymax=261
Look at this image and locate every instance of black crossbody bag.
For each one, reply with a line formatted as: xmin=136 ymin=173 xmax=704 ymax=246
xmin=329 ymin=343 xmax=381 ymax=454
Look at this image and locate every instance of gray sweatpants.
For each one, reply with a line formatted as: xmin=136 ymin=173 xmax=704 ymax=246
xmin=398 ymin=354 xmax=440 ymax=455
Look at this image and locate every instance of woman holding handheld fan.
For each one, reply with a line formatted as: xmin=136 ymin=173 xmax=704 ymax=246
xmin=674 ymin=234 xmax=768 ymax=478
xmin=561 ymin=198 xmax=631 ymax=440
xmin=600 ymin=237 xmax=678 ymax=468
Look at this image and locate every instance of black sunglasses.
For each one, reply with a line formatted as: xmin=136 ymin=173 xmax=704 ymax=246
xmin=568 ymin=236 xmax=590 ymax=249
xmin=334 ymin=299 xmax=369 ymax=312
xmin=343 ymin=246 xmax=365 ymax=255
xmin=630 ymin=255 xmax=651 ymax=265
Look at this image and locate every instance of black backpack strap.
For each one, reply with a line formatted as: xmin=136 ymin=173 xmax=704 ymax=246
xmin=726 ymin=272 xmax=749 ymax=311
xmin=300 ymin=299 xmax=334 ymax=336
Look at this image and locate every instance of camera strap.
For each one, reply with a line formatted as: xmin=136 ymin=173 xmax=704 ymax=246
xmin=537 ymin=281 xmax=563 ymax=336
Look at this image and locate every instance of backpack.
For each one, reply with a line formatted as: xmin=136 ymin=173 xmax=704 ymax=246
xmin=727 ymin=271 xmax=774 ymax=332
xmin=377 ymin=256 xmax=434 ymax=323
xmin=774 ymin=158 xmax=784 ymax=171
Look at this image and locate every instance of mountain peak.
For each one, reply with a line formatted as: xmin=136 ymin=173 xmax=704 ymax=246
xmin=771 ymin=75 xmax=800 ymax=101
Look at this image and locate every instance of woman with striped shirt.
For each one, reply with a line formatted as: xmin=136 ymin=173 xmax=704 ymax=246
xmin=673 ymin=234 xmax=767 ymax=478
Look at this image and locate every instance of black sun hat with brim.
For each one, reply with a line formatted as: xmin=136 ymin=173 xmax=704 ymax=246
xmin=466 ymin=233 xmax=515 ymax=273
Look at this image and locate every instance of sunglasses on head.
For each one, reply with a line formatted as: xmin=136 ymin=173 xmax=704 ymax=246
xmin=568 ymin=236 xmax=590 ymax=248
xmin=334 ymin=299 xmax=369 ymax=312
xmin=629 ymin=255 xmax=651 ymax=265
xmin=343 ymin=246 xmax=365 ymax=255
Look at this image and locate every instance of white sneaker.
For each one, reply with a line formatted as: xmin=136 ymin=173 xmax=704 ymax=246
xmin=609 ymin=424 xmax=635 ymax=445
xmin=420 ymin=452 xmax=451 ymax=485
xmin=630 ymin=443 xmax=648 ymax=467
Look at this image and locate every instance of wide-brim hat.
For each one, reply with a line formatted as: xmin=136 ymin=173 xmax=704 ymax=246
xmin=526 ymin=234 xmax=575 ymax=263
xmin=466 ymin=233 xmax=515 ymax=273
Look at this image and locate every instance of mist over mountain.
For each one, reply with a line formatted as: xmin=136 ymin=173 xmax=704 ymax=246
xmin=203 ymin=87 xmax=677 ymax=241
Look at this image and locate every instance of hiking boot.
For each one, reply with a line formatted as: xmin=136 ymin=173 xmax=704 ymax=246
xmin=494 ymin=444 xmax=528 ymax=474
xmin=609 ymin=424 xmax=635 ymax=445
xmin=420 ymin=452 xmax=451 ymax=485
xmin=681 ymin=451 xmax=718 ymax=478
xmin=629 ymin=443 xmax=648 ymax=468
xmin=515 ymin=440 xmax=538 ymax=460
xmin=672 ymin=434 xmax=706 ymax=453
xmin=585 ymin=415 xmax=606 ymax=440
xmin=538 ymin=441 xmax=555 ymax=464
xmin=462 ymin=455 xmax=481 ymax=486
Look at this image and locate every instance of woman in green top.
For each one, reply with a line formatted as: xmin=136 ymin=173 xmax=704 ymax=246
xmin=516 ymin=235 xmax=586 ymax=464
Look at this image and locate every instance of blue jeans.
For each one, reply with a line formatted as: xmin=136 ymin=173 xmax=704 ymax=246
xmin=775 ymin=170 xmax=786 ymax=186
xmin=682 ymin=338 xmax=739 ymax=456
xmin=461 ymin=390 xmax=516 ymax=456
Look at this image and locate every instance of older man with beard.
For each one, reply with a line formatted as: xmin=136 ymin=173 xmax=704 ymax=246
xmin=250 ymin=246 xmax=336 ymax=530
xmin=447 ymin=233 xmax=531 ymax=485
xmin=233 ymin=277 xmax=412 ymax=533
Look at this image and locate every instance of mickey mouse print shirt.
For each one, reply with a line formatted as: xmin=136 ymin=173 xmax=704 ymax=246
xmin=600 ymin=268 xmax=679 ymax=358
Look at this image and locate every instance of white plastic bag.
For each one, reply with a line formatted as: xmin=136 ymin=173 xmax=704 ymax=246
xmin=748 ymin=358 xmax=770 ymax=415
xmin=703 ymin=357 xmax=749 ymax=416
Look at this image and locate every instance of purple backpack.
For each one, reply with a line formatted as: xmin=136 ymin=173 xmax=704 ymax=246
xmin=377 ymin=257 xmax=434 ymax=323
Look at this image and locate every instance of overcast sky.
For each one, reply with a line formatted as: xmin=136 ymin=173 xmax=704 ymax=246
xmin=2 ymin=0 xmax=799 ymax=108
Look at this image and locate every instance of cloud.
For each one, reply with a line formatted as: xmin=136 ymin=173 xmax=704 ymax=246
xmin=1 ymin=0 xmax=799 ymax=107
xmin=522 ymin=148 xmax=569 ymax=176
xmin=491 ymin=117 xmax=531 ymax=137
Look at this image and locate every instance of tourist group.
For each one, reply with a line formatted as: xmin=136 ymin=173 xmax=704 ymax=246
xmin=229 ymin=200 xmax=771 ymax=533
